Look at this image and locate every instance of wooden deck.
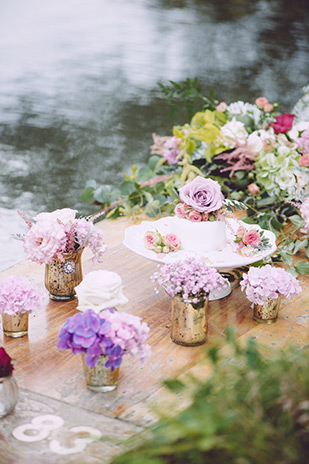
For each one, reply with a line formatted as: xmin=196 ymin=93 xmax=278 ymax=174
xmin=0 ymin=217 xmax=308 ymax=463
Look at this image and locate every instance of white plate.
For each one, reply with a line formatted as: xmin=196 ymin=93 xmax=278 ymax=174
xmin=123 ymin=217 xmax=277 ymax=272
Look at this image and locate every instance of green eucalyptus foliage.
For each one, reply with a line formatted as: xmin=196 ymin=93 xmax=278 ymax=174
xmin=112 ymin=332 xmax=309 ymax=464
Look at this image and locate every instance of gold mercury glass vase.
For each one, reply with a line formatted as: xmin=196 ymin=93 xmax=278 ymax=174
xmin=82 ymin=354 xmax=120 ymax=392
xmin=253 ymin=296 xmax=281 ymax=324
xmin=45 ymin=248 xmax=84 ymax=301
xmin=2 ymin=312 xmax=29 ymax=338
xmin=171 ymin=296 xmax=209 ymax=346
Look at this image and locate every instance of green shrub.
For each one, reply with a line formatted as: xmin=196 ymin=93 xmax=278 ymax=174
xmin=112 ymin=329 xmax=309 ymax=464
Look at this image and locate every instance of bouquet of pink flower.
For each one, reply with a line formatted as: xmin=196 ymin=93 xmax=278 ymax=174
xmin=240 ymin=264 xmax=302 ymax=305
xmin=234 ymin=225 xmax=271 ymax=257
xmin=0 ymin=275 xmax=43 ymax=316
xmin=17 ymin=208 xmax=106 ymax=265
xmin=152 ymin=257 xmax=228 ymax=303
xmin=144 ymin=230 xmax=181 ymax=253
xmin=57 ymin=308 xmax=151 ymax=370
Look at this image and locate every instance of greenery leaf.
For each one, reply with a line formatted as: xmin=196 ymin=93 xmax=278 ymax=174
xmin=294 ymin=260 xmax=309 ymax=275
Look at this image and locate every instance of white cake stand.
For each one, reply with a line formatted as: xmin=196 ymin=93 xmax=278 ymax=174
xmin=123 ymin=217 xmax=277 ymax=300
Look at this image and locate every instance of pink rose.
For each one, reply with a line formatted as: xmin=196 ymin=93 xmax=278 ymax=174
xmin=175 ymin=202 xmax=186 ymax=218
xmin=236 ymin=225 xmax=246 ymax=239
xmin=202 ymin=212 xmax=209 ymax=221
xmin=263 ymin=103 xmax=273 ymax=113
xmin=216 ymin=102 xmax=227 ymax=112
xmin=163 ymin=233 xmax=181 ymax=251
xmin=243 ymin=230 xmax=261 ymax=247
xmin=179 ymin=176 xmax=223 ymax=213
xmin=144 ymin=231 xmax=160 ymax=250
xmin=248 ymin=183 xmax=260 ymax=195
xmin=271 ymin=113 xmax=295 ymax=134
xmin=188 ymin=210 xmax=202 ymax=222
xmin=299 ymin=154 xmax=309 ymax=167
xmin=240 ymin=245 xmax=256 ymax=257
xmin=255 ymin=97 xmax=268 ymax=109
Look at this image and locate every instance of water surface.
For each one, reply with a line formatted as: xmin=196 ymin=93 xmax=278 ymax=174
xmin=0 ymin=0 xmax=308 ymax=270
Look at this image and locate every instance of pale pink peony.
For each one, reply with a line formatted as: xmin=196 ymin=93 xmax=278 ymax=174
xmin=188 ymin=210 xmax=202 ymax=222
xmin=299 ymin=154 xmax=309 ymax=167
xmin=23 ymin=220 xmax=67 ymax=264
xmin=248 ymin=183 xmax=260 ymax=195
xmin=144 ymin=231 xmax=161 ymax=250
xmin=255 ymin=97 xmax=268 ymax=109
xmin=163 ymin=233 xmax=181 ymax=251
xmin=242 ymin=230 xmax=261 ymax=247
xmin=216 ymin=102 xmax=227 ymax=112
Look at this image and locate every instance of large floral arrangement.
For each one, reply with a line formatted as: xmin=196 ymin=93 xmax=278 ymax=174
xmin=0 ymin=347 xmax=14 ymax=377
xmin=75 ymin=270 xmax=129 ymax=313
xmin=240 ymin=264 xmax=301 ymax=305
xmin=57 ymin=308 xmax=151 ymax=370
xmin=152 ymin=257 xmax=228 ymax=303
xmin=17 ymin=208 xmax=106 ymax=265
xmin=0 ymin=275 xmax=43 ymax=315
xmin=82 ymin=81 xmax=309 ymax=275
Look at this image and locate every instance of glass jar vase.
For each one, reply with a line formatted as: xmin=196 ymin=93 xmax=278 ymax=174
xmin=171 ymin=296 xmax=209 ymax=346
xmin=0 ymin=375 xmax=19 ymax=418
xmin=2 ymin=312 xmax=29 ymax=338
xmin=45 ymin=248 xmax=84 ymax=301
xmin=82 ymin=354 xmax=120 ymax=392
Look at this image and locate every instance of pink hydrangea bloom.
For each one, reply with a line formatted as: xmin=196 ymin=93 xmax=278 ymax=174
xmin=240 ymin=265 xmax=302 ymax=305
xmin=299 ymin=154 xmax=309 ymax=167
xmin=0 ymin=275 xmax=44 ymax=315
xmin=74 ymin=219 xmax=106 ymax=262
xmin=101 ymin=310 xmax=151 ymax=363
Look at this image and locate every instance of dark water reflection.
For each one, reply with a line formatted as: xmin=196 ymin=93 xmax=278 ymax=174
xmin=0 ymin=0 xmax=308 ymax=269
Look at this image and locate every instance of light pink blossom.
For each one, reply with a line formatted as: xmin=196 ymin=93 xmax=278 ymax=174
xmin=243 ymin=230 xmax=261 ymax=247
xmin=144 ymin=231 xmax=161 ymax=250
xmin=299 ymin=154 xmax=309 ymax=167
xmin=23 ymin=220 xmax=67 ymax=264
xmin=255 ymin=97 xmax=268 ymax=109
xmin=240 ymin=265 xmax=302 ymax=305
xmin=163 ymin=233 xmax=181 ymax=251
xmin=263 ymin=103 xmax=274 ymax=113
xmin=0 ymin=275 xmax=44 ymax=315
xmin=188 ymin=210 xmax=202 ymax=222
xmin=299 ymin=197 xmax=309 ymax=233
xmin=216 ymin=102 xmax=227 ymax=112
xmin=248 ymin=183 xmax=260 ymax=195
xmin=175 ymin=202 xmax=186 ymax=218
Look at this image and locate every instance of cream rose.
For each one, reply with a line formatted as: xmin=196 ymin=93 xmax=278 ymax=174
xmin=220 ymin=119 xmax=248 ymax=147
xmin=75 ymin=270 xmax=128 ymax=313
xmin=34 ymin=208 xmax=78 ymax=224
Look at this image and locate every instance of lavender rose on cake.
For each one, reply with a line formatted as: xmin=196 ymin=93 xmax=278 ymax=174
xmin=176 ymin=176 xmax=224 ymax=221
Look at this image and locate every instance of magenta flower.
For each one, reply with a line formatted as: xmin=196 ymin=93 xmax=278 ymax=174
xmin=271 ymin=113 xmax=295 ymax=134
xmin=0 ymin=348 xmax=14 ymax=377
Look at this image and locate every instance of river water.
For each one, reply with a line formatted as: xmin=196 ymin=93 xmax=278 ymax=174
xmin=0 ymin=0 xmax=308 ymax=270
